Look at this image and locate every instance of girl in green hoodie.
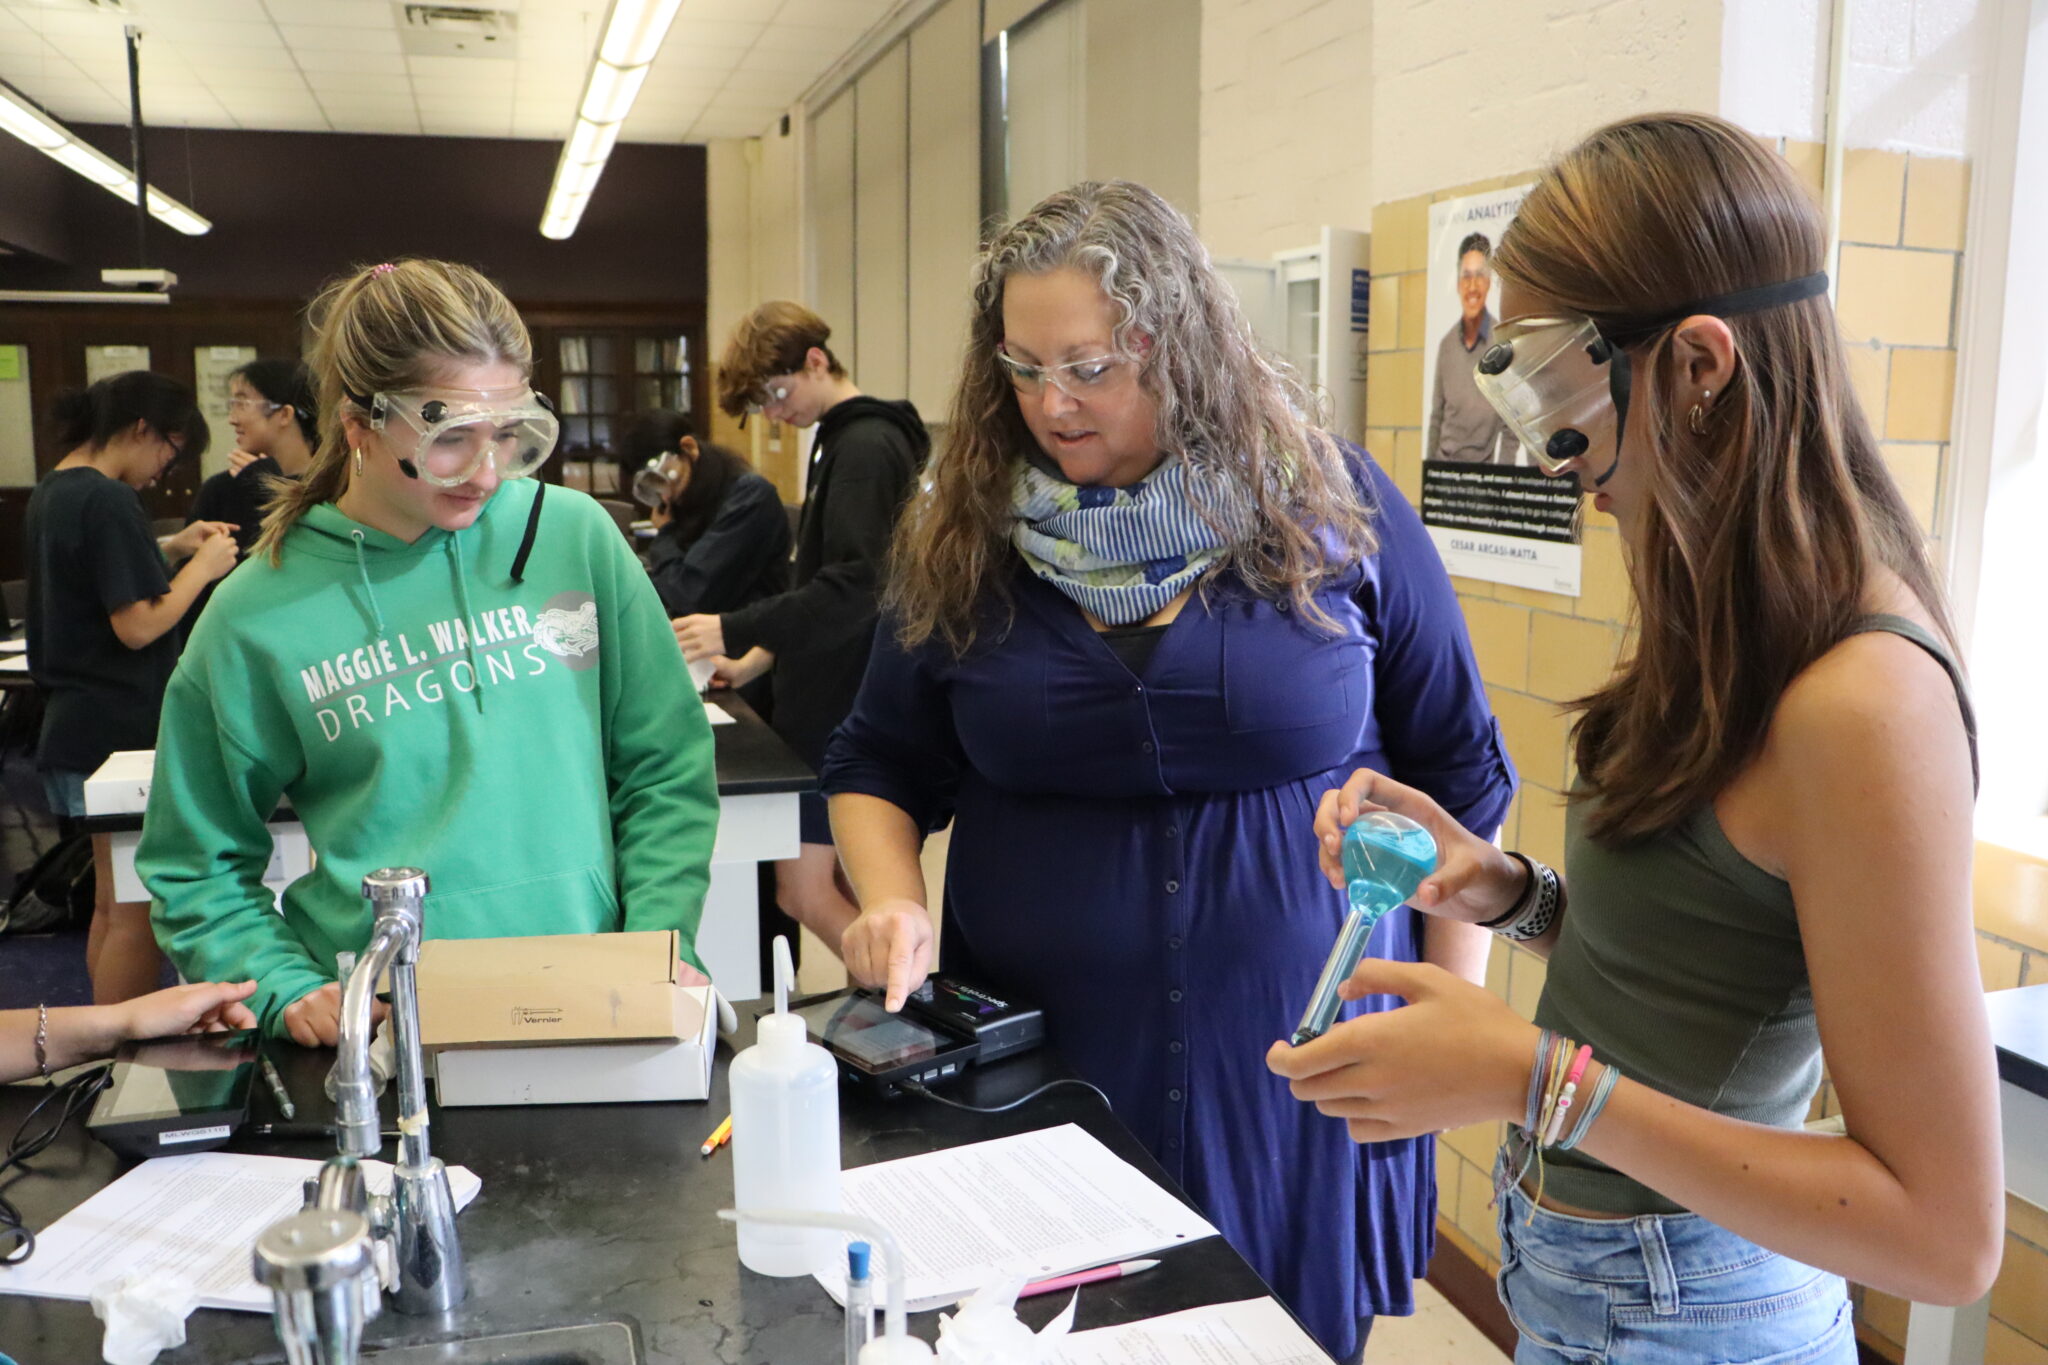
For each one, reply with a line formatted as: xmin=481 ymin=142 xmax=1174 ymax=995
xmin=137 ymin=260 xmax=720 ymax=1046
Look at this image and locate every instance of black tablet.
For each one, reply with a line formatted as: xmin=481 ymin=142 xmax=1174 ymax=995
xmin=85 ymin=1030 xmax=259 ymax=1159
xmin=789 ymin=991 xmax=980 ymax=1095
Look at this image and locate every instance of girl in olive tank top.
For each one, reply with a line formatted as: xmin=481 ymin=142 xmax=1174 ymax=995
xmin=1270 ymin=113 xmax=1998 ymax=1365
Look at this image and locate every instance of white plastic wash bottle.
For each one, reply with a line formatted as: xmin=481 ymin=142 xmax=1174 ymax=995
xmin=730 ymin=935 xmax=842 ymax=1276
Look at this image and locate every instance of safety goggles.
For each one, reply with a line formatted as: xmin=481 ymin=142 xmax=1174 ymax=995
xmin=1472 ymin=316 xmax=1618 ymax=476
xmin=741 ymin=375 xmax=798 ymax=423
xmin=354 ymin=385 xmax=559 ymax=487
xmin=995 ymin=348 xmax=1140 ymax=403
xmin=225 ymin=395 xmax=284 ymax=415
xmin=1470 ymin=271 xmax=1831 ymax=488
xmin=632 ymin=451 xmax=688 ymax=509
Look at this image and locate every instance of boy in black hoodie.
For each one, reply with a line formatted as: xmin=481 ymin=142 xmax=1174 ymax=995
xmin=674 ymin=303 xmax=927 ymax=958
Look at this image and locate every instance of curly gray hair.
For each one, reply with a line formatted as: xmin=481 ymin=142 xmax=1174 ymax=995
xmin=888 ymin=179 xmax=1377 ymax=655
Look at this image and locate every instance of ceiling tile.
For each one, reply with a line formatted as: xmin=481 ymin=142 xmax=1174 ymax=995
xmin=258 ymin=0 xmax=395 ymax=28
xmin=407 ymin=53 xmax=516 ymax=78
xmin=138 ymin=20 xmax=287 ymax=50
xmin=295 ymin=47 xmax=403 ymax=73
xmin=192 ymin=61 xmax=322 ymax=89
xmin=305 ymin=70 xmax=412 ymax=93
xmin=327 ymin=112 xmax=424 ymax=134
xmin=733 ymin=45 xmax=829 ymax=73
xmin=716 ymin=68 xmax=802 ymax=96
xmin=279 ymin=24 xmax=405 ymax=54
xmin=137 ymin=0 xmax=274 ymax=20
xmin=665 ymin=18 xmax=764 ymax=48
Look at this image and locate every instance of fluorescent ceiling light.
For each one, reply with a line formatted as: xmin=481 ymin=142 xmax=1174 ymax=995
xmin=538 ymin=0 xmax=683 ymax=240
xmin=579 ymin=61 xmax=649 ymax=125
xmin=598 ymin=0 xmax=686 ymax=67
xmin=0 ymin=82 xmax=211 ymax=235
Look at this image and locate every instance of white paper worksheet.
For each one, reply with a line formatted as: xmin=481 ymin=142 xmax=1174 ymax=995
xmin=815 ymin=1123 xmax=1217 ymax=1311
xmin=0 ymin=1151 xmax=482 ymax=1312
xmin=1051 ymin=1298 xmax=1337 ymax=1364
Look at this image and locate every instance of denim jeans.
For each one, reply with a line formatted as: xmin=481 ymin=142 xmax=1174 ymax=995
xmin=1495 ymin=1173 xmax=1856 ymax=1365
xmin=40 ymin=767 xmax=89 ymax=819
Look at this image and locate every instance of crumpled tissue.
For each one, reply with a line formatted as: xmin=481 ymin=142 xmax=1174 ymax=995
xmin=90 ymin=1270 xmax=199 ymax=1365
xmin=936 ymin=1272 xmax=1077 ymax=1364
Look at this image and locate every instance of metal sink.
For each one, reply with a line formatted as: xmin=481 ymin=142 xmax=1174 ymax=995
xmin=356 ymin=1323 xmax=640 ymax=1365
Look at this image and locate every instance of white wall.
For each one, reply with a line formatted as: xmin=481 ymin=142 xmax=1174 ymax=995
xmin=1199 ymin=0 xmax=1375 ymax=261
xmin=1368 ymin=0 xmax=1723 ymax=206
xmin=1721 ymin=0 xmax=1993 ymax=155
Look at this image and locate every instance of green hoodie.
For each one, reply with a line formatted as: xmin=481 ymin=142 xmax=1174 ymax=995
xmin=138 ymin=480 xmax=719 ymax=1038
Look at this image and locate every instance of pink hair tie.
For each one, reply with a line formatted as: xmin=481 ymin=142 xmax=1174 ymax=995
xmin=370 ymin=262 xmax=397 ymax=276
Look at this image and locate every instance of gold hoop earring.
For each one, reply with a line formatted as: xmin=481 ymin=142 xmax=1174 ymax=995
xmin=1688 ymin=388 xmax=1713 ymax=436
xmin=352 ymin=447 xmax=364 ymax=476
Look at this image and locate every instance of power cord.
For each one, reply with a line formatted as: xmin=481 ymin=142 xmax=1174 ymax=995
xmin=896 ymin=1076 xmax=1112 ymax=1115
xmin=0 ymin=1062 xmax=114 ymax=1265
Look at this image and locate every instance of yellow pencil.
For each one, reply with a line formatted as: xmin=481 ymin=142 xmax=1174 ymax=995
xmin=699 ymin=1114 xmax=733 ymax=1158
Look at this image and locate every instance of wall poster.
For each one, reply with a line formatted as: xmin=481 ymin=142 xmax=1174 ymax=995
xmin=1417 ymin=184 xmax=1582 ymax=597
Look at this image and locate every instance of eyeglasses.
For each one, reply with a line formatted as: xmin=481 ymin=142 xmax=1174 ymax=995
xmin=226 ymin=396 xmax=283 ymax=415
xmin=995 ymin=348 xmax=1138 ymax=401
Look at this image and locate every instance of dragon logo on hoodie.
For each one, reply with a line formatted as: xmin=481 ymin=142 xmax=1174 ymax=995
xmin=531 ymin=592 xmax=600 ymax=671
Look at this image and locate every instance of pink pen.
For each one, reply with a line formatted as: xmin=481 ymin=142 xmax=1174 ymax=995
xmin=1019 ymin=1258 xmax=1161 ymax=1299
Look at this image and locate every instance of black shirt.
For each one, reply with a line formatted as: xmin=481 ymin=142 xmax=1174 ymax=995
xmin=645 ymin=471 xmax=792 ymax=617
xmin=25 ymin=467 xmax=177 ymax=774
xmin=722 ymin=397 xmax=928 ymax=770
xmin=1098 ymin=622 xmax=1169 ymax=676
xmin=188 ymin=455 xmax=284 ymax=555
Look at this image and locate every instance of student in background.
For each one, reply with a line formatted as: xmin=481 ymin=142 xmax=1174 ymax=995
xmin=138 ymin=260 xmax=718 ymax=1047
xmin=672 ymin=303 xmax=927 ymax=959
xmin=627 ymin=409 xmax=791 ymax=619
xmin=25 ymin=372 xmax=237 ymax=1003
xmin=190 ymin=358 xmax=318 ymax=557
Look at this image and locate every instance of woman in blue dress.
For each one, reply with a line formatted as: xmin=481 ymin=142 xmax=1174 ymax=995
xmin=823 ymin=180 xmax=1515 ymax=1360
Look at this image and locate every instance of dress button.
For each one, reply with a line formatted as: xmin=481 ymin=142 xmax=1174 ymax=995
xmin=1133 ymin=683 xmax=1144 ymax=696
xmin=1167 ymin=935 xmax=1182 ymax=950
xmin=1168 ymin=1088 xmax=1183 ymax=1102
xmin=1168 ymin=989 xmax=1183 ymax=1003
xmin=1141 ymin=739 xmax=1156 ymax=754
xmin=1276 ymin=599 xmax=1290 ymax=613
xmin=1166 ymin=824 xmax=1179 ymax=838
xmin=1168 ymin=1137 xmax=1181 ymax=1149
xmin=1169 ymin=1040 xmax=1184 ymax=1053
xmin=1165 ymin=879 xmax=1180 ymax=894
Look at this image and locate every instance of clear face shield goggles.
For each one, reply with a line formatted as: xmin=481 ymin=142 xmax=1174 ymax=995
xmin=354 ymin=385 xmax=560 ymax=487
xmin=1469 ymin=271 xmax=1832 ymax=488
xmin=632 ymin=451 xmax=688 ymax=509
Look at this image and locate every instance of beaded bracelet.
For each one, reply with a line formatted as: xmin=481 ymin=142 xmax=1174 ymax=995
xmin=35 ymin=1003 xmax=50 ymax=1079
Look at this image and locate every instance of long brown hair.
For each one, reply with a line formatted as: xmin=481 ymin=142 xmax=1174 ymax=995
xmin=887 ymin=180 xmax=1375 ymax=655
xmin=1492 ymin=113 xmax=1953 ymax=842
xmin=252 ymin=259 xmax=532 ymax=565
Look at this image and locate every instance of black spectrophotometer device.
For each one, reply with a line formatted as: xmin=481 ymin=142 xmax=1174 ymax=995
xmin=902 ymin=974 xmax=1045 ymax=1065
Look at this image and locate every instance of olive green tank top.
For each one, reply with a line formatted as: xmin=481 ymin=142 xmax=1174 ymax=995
xmin=1531 ymin=614 xmax=1977 ymax=1215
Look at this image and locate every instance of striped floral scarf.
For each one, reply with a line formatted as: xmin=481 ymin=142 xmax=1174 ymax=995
xmin=1010 ymin=454 xmax=1228 ymax=626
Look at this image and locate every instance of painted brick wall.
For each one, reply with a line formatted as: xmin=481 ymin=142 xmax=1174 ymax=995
xmin=1197 ymin=0 xmax=1377 ymax=260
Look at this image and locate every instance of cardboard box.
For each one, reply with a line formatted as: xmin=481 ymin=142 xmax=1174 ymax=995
xmin=417 ymin=930 xmax=714 ymax=1106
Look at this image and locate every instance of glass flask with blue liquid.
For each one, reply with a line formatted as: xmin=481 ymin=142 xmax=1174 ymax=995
xmin=1290 ymin=811 xmax=1438 ymax=1045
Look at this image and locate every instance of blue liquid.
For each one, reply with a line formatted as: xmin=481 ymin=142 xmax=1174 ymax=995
xmin=1341 ymin=812 xmax=1439 ymax=926
xmin=1291 ymin=812 xmax=1439 ymax=1045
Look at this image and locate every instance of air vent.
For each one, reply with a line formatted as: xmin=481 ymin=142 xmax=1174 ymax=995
xmin=396 ymin=4 xmax=517 ymax=59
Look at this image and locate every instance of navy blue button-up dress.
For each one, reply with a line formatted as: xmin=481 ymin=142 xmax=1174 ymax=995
xmin=822 ymin=453 xmax=1515 ymax=1358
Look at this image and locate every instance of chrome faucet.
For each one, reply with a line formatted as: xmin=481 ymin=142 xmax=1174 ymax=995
xmin=254 ymin=868 xmax=466 ymax=1364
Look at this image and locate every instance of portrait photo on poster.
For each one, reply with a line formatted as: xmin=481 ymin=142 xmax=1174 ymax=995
xmin=1418 ymin=183 xmax=1584 ymax=598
